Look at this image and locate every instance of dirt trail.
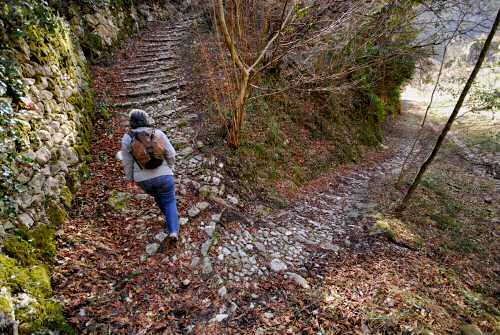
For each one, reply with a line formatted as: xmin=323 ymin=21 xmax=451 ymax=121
xmin=52 ymin=16 xmax=494 ymax=334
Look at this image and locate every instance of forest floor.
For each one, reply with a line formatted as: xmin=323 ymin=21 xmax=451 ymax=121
xmin=52 ymin=16 xmax=499 ymax=335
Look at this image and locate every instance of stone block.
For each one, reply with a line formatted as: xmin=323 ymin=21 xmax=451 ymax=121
xmin=34 ymin=147 xmax=51 ymax=165
xmin=17 ymin=213 xmax=34 ymax=229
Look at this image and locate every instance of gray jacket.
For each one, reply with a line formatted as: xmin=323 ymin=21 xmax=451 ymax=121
xmin=121 ymin=127 xmax=176 ymax=182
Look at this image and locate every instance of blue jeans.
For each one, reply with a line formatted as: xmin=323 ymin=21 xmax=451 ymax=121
xmin=137 ymin=175 xmax=179 ymax=234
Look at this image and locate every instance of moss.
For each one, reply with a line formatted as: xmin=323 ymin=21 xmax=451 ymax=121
xmin=45 ymin=200 xmax=67 ymax=227
xmin=16 ymin=299 xmax=74 ymax=335
xmin=100 ymin=107 xmax=110 ymax=120
xmin=0 ymin=289 xmax=13 ymax=317
xmin=0 ymin=254 xmax=74 ymax=334
xmin=27 ymin=265 xmax=52 ymax=296
xmin=3 ymin=236 xmax=38 ymax=266
xmin=60 ymin=186 xmax=73 ymax=208
xmin=85 ymin=33 xmax=105 ymax=57
xmin=66 ymin=170 xmax=81 ymax=193
xmin=373 ymin=219 xmax=395 ymax=241
xmin=0 ymin=297 xmax=12 ymax=317
xmin=108 ymin=190 xmax=129 ymax=210
xmin=15 ymin=224 xmax=56 ymax=262
xmin=77 ymin=162 xmax=90 ymax=180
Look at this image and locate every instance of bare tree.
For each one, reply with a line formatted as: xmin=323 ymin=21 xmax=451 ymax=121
xmin=397 ymin=8 xmax=499 ymax=212
xmin=207 ymin=0 xmax=429 ymax=147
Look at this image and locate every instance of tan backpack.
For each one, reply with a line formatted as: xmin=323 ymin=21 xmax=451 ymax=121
xmin=129 ymin=129 xmax=167 ymax=169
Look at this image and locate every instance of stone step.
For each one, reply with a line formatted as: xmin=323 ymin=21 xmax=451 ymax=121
xmin=133 ymin=54 xmax=178 ymax=64
xmin=123 ymin=62 xmax=176 ymax=71
xmin=146 ymin=34 xmax=183 ymax=40
xmin=136 ymin=46 xmax=177 ymax=53
xmin=122 ymin=82 xmax=151 ymax=90
xmin=136 ymin=44 xmax=179 ymax=52
xmin=135 ymin=50 xmax=179 ymax=58
xmin=117 ymin=81 xmax=187 ymax=98
xmin=154 ymin=103 xmax=193 ymax=118
xmin=121 ymin=65 xmax=177 ymax=76
xmin=123 ymin=77 xmax=177 ymax=90
xmin=142 ymin=37 xmax=184 ymax=43
xmin=120 ymin=72 xmax=179 ymax=84
xmin=137 ymin=39 xmax=180 ymax=46
xmin=113 ymin=91 xmax=188 ymax=108
xmin=148 ymin=31 xmax=187 ymax=38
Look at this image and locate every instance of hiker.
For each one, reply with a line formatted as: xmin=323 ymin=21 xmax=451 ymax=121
xmin=120 ymin=109 xmax=179 ymax=241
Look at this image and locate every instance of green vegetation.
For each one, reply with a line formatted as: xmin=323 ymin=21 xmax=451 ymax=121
xmin=0 ymin=61 xmax=33 ymax=219
xmin=45 ymin=200 xmax=68 ymax=227
xmin=200 ymin=0 xmax=416 ymax=201
xmin=0 ymin=254 xmax=73 ymax=335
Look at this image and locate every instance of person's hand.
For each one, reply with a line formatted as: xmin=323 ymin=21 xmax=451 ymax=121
xmin=129 ymin=182 xmax=138 ymax=190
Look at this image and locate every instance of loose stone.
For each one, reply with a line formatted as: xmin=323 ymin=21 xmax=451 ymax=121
xmin=269 ymin=259 xmax=288 ymax=272
xmin=146 ymin=243 xmax=159 ymax=255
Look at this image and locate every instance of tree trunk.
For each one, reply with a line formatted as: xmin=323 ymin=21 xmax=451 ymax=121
xmin=397 ymin=9 xmax=500 ymax=212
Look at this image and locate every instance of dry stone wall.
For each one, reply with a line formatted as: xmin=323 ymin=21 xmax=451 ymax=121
xmin=0 ymin=1 xmax=181 ymax=333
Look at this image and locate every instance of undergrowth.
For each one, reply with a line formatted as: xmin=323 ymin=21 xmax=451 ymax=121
xmin=366 ymin=143 xmax=499 ymax=333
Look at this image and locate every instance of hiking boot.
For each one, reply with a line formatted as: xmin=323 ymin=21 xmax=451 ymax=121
xmin=159 ymin=232 xmax=179 ymax=253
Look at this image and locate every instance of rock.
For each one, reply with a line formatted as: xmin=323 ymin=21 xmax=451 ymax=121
xmin=385 ymin=297 xmax=395 ymax=307
xmin=135 ymin=193 xmax=149 ymax=200
xmin=188 ymin=206 xmax=200 ymax=217
xmin=34 ymin=147 xmax=51 ymax=164
xmin=228 ymin=302 xmax=238 ymax=314
xmin=213 ymin=314 xmax=228 ymax=322
xmin=197 ymin=201 xmax=210 ymax=211
xmin=254 ymin=242 xmax=266 ymax=253
xmin=460 ymin=324 xmax=483 ymax=335
xmin=201 ymin=239 xmax=211 ymax=256
xmin=155 ymin=231 xmax=168 ymax=242
xmin=371 ymin=220 xmax=395 ymax=240
xmin=0 ymin=310 xmax=17 ymax=334
xmin=255 ymin=204 xmax=272 ymax=217
xmin=17 ymin=213 xmax=34 ymax=228
xmin=59 ymin=146 xmax=79 ymax=165
xmin=211 ymin=213 xmax=222 ymax=223
xmin=108 ymin=190 xmax=129 ymax=210
xmin=263 ymin=312 xmax=274 ymax=319
xmin=286 ymin=272 xmax=310 ymax=289
xmin=50 ymin=161 xmax=68 ymax=175
xmin=179 ymin=146 xmax=194 ymax=157
xmin=191 ymin=257 xmax=200 ymax=267
xmin=211 ymin=176 xmax=221 ymax=186
xmin=39 ymin=90 xmax=53 ymax=101
xmin=269 ymin=259 xmax=287 ymax=272
xmin=205 ymin=224 xmax=216 ymax=237
xmin=37 ymin=129 xmax=51 ymax=142
xmin=180 ymin=218 xmax=189 ymax=225
xmin=202 ymin=257 xmax=213 ymax=275
xmin=320 ymin=241 xmax=340 ymax=253
xmin=146 ymin=243 xmax=159 ymax=255
xmin=218 ymin=286 xmax=227 ymax=297
xmin=227 ymin=195 xmax=238 ymax=205
xmin=199 ymin=185 xmax=211 ymax=199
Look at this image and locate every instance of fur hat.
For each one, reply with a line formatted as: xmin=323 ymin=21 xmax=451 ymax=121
xmin=129 ymin=109 xmax=151 ymax=129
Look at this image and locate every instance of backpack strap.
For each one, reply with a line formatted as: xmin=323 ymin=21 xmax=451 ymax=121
xmin=128 ymin=131 xmax=144 ymax=170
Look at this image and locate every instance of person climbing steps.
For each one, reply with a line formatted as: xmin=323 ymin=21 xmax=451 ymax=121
xmin=120 ymin=109 xmax=180 ymax=249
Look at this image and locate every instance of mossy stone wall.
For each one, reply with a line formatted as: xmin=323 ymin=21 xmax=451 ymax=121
xmin=0 ymin=1 xmax=182 ymax=333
